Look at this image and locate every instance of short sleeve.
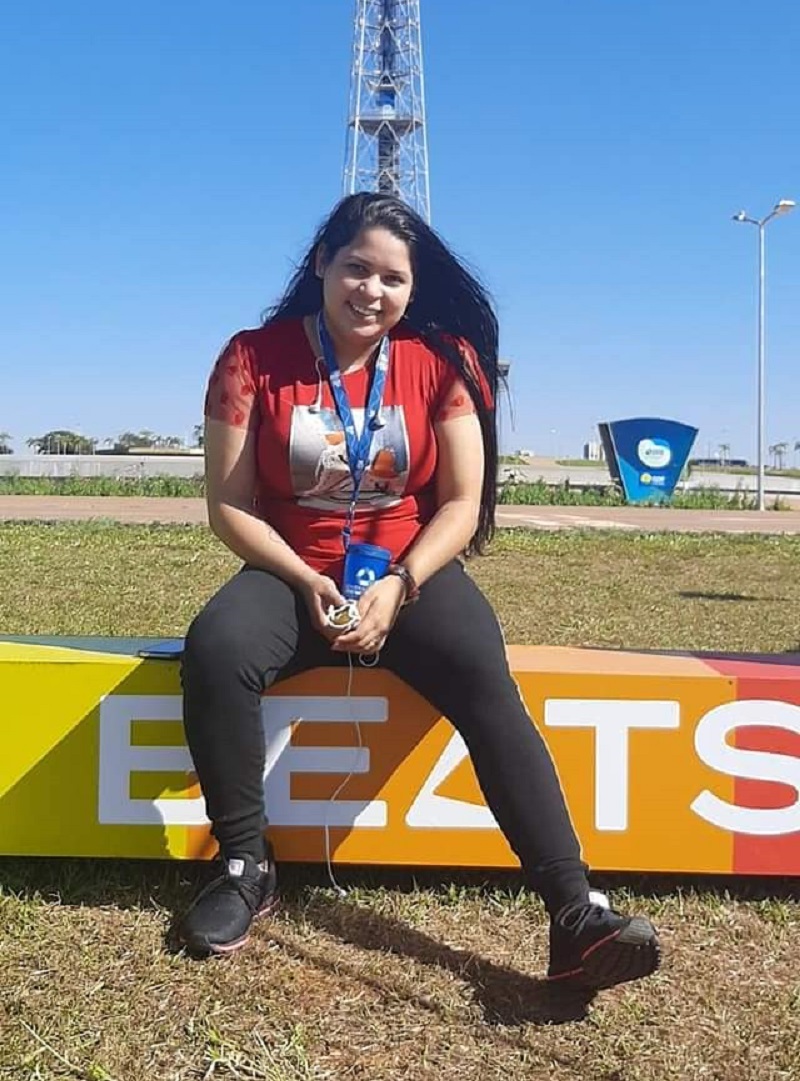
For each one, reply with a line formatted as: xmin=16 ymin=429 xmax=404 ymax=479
xmin=434 ymin=372 xmax=477 ymax=423
xmin=433 ymin=339 xmax=492 ymax=423
xmin=204 ymin=334 xmax=259 ymax=430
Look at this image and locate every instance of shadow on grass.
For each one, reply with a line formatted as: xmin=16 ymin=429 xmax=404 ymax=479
xmin=588 ymin=869 xmax=800 ymax=903
xmin=0 ymin=856 xmax=592 ymax=1025
xmin=274 ymin=891 xmax=595 ymax=1027
xmin=678 ymin=590 xmax=771 ymax=602
xmin=4 ymin=857 xmax=799 ymax=913
xmin=0 ymin=855 xmax=193 ymax=912
xmin=4 ymin=858 xmax=799 ymax=1031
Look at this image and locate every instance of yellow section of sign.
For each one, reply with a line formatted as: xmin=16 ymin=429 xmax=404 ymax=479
xmin=0 ymin=643 xmax=190 ymax=858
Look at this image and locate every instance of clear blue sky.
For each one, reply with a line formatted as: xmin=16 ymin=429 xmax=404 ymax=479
xmin=1 ymin=0 xmax=798 ymax=459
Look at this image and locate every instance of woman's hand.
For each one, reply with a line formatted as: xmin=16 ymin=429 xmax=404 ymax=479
xmin=331 ymin=575 xmax=407 ymax=654
xmin=298 ymin=572 xmax=348 ymax=638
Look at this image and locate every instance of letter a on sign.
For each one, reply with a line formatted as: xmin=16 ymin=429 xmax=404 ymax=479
xmin=406 ymin=732 xmax=499 ymax=829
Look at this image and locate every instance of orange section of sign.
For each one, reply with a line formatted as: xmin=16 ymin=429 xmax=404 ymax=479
xmin=186 ymin=668 xmax=521 ymax=867
xmin=513 ymin=665 xmax=737 ymax=874
xmin=184 ymin=658 xmax=739 ymax=873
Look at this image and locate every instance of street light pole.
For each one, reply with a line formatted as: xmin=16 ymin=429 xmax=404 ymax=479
xmin=733 ymin=199 xmax=796 ymax=512
xmin=757 ymin=220 xmax=765 ymax=511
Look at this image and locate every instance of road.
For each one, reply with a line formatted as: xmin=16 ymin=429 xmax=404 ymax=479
xmin=2 ymin=496 xmax=800 ymax=533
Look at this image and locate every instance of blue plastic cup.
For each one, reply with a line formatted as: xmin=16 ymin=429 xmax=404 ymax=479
xmin=342 ymin=543 xmax=392 ymax=600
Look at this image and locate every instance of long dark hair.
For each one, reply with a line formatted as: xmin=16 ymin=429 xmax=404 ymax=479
xmin=264 ymin=192 xmax=500 ymax=555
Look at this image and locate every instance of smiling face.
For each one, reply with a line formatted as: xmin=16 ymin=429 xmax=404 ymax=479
xmin=316 ymin=227 xmax=414 ymax=356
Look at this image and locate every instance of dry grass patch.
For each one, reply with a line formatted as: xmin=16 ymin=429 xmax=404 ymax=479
xmin=471 ymin=529 xmax=800 ymax=652
xmin=1 ymin=523 xmax=800 ymax=1079
xmin=2 ymin=868 xmax=799 ymax=1081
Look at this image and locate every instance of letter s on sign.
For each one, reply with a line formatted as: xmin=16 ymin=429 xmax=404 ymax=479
xmin=691 ymin=700 xmax=800 ymax=836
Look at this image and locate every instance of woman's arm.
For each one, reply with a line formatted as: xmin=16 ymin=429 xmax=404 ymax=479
xmin=402 ymin=410 xmax=484 ymax=584
xmin=204 ymin=418 xmax=346 ymax=623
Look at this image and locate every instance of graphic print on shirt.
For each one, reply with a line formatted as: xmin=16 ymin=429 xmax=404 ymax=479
xmin=289 ymin=406 xmax=410 ymax=510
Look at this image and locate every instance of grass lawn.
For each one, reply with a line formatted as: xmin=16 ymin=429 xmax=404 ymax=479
xmin=1 ymin=523 xmax=799 ymax=1080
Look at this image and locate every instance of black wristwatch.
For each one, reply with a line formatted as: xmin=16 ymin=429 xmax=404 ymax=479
xmin=385 ymin=563 xmax=420 ymax=605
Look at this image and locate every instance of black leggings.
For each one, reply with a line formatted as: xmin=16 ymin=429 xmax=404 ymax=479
xmin=181 ymin=560 xmax=589 ymax=915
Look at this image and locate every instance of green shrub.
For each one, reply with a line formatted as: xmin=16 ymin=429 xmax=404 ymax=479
xmin=497 ymin=479 xmax=786 ymax=510
xmin=0 ymin=474 xmax=205 ymax=497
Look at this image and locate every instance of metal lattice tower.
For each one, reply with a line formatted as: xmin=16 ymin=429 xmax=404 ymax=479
xmin=343 ymin=0 xmax=431 ymax=222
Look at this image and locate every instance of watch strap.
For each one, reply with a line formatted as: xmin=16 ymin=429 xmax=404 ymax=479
xmin=386 ymin=563 xmax=420 ymax=605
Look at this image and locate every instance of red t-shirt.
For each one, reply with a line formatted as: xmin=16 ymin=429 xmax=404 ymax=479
xmin=204 ymin=318 xmax=480 ymax=578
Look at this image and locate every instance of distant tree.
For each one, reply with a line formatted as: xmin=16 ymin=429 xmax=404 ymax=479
xmin=192 ymin=423 xmax=205 ymax=449
xmin=26 ymin=429 xmax=97 ymax=454
xmin=114 ymin=430 xmax=185 ymax=450
xmin=116 ymin=430 xmax=156 ymax=449
xmin=718 ymin=442 xmax=730 ymax=465
xmin=0 ymin=430 xmax=12 ymax=454
xmin=769 ymin=442 xmax=789 ymax=470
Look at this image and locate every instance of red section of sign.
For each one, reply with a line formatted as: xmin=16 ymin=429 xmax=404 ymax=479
xmin=706 ymin=661 xmax=800 ymax=875
xmin=733 ymin=727 xmax=800 ymax=873
xmin=701 ymin=655 xmax=800 ymax=683
xmin=703 ymin=657 xmax=800 ymax=874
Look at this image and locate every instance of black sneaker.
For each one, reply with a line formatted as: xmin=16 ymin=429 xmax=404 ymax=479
xmin=178 ymin=848 xmax=278 ymax=957
xmin=547 ymin=891 xmax=661 ymax=991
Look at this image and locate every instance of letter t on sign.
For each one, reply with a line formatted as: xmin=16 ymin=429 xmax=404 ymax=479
xmin=544 ymin=700 xmax=680 ymax=831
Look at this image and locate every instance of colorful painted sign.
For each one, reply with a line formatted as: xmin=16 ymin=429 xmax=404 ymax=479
xmin=599 ymin=417 xmax=698 ymax=504
xmin=1 ymin=638 xmax=799 ymax=874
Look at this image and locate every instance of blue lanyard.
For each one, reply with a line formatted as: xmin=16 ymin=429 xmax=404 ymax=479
xmin=317 ymin=312 xmax=390 ymax=549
